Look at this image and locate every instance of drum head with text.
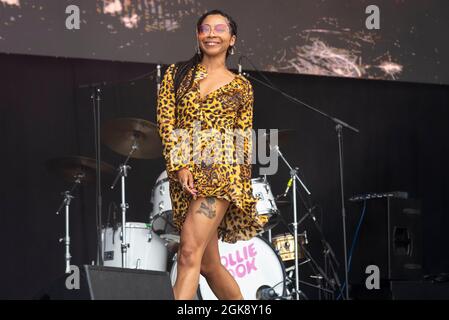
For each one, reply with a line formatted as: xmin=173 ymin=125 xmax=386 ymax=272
xmin=170 ymin=236 xmax=285 ymax=300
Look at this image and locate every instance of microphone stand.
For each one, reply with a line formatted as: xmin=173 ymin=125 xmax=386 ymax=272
xmin=92 ymin=85 xmax=103 ymax=266
xmin=241 ymin=56 xmax=359 ymax=300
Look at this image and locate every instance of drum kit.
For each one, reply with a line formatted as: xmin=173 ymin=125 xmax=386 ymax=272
xmin=48 ymin=117 xmax=340 ymax=300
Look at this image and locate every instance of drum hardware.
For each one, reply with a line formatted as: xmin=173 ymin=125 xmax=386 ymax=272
xmin=310 ymin=275 xmax=325 ymax=300
xmin=297 ymin=206 xmax=342 ymax=299
xmin=149 ymin=212 xmax=168 ymax=241
xmin=244 ymin=57 xmax=360 ymax=299
xmin=275 ymin=197 xmax=292 ymax=208
xmin=264 ymin=129 xmax=311 ymax=300
xmin=147 ymin=215 xmax=153 ymax=242
xmin=101 ymin=117 xmax=163 ymax=268
xmin=55 ymin=174 xmax=83 ymax=274
xmin=275 ymin=207 xmax=341 ymax=299
xmin=262 ymin=129 xmax=342 ymax=299
xmin=47 ymin=156 xmax=115 ymax=274
xmin=46 ymin=156 xmax=115 ymax=185
xmin=105 ymin=202 xmax=119 ymax=244
xmin=159 ymin=233 xmax=181 ymax=254
xmin=78 ymin=68 xmax=160 ymax=262
xmin=109 ymin=146 xmax=135 ymax=269
xmin=285 ymin=266 xmax=334 ymax=300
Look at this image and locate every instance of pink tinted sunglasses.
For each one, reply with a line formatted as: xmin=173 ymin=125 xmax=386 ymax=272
xmin=197 ymin=23 xmax=230 ymax=35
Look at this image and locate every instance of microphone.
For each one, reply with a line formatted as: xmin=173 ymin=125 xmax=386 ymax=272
xmin=282 ymin=178 xmax=293 ymax=197
xmin=256 ymin=285 xmax=278 ymax=300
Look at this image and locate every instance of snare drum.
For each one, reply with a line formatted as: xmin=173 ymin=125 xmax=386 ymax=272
xmin=271 ymin=232 xmax=308 ymax=261
xmin=170 ymin=236 xmax=286 ymax=300
xmin=102 ymin=222 xmax=168 ymax=271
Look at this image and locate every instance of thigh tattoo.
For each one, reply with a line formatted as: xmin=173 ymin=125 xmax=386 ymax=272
xmin=196 ymin=197 xmax=216 ymax=219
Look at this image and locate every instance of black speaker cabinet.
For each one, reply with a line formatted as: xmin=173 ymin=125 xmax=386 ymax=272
xmin=37 ymin=265 xmax=174 ymax=300
xmin=348 ymin=197 xmax=423 ymax=285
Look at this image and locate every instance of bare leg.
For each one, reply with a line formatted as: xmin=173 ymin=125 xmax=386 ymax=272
xmin=172 ymin=197 xmax=230 ymax=300
xmin=200 ymin=230 xmax=244 ymax=300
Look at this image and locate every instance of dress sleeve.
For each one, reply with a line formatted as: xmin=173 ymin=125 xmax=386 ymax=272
xmin=234 ymin=80 xmax=254 ymax=179
xmin=156 ymin=64 xmax=190 ymax=180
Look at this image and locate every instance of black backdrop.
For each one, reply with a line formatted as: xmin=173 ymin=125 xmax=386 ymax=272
xmin=1 ymin=53 xmax=448 ymax=299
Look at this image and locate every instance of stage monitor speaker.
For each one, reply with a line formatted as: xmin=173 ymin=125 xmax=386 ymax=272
xmin=37 ymin=265 xmax=174 ymax=300
xmin=348 ymin=197 xmax=423 ymax=285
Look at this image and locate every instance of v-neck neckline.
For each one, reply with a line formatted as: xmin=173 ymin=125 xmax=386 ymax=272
xmin=197 ymin=64 xmax=239 ymax=101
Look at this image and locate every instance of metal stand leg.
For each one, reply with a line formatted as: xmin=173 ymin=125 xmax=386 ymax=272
xmin=336 ymin=124 xmax=350 ymax=300
xmin=58 ymin=192 xmax=73 ymax=274
xmin=119 ymin=165 xmax=130 ymax=268
xmin=291 ymin=168 xmax=300 ymax=300
xmin=111 ymin=144 xmax=136 ymax=269
xmin=56 ymin=175 xmax=82 ymax=274
xmin=111 ymin=164 xmax=131 ymax=268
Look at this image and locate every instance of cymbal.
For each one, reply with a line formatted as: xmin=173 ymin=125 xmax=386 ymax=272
xmin=262 ymin=129 xmax=296 ymax=149
xmin=46 ymin=156 xmax=115 ymax=185
xmin=276 ymin=199 xmax=292 ymax=208
xmin=101 ymin=118 xmax=162 ymax=159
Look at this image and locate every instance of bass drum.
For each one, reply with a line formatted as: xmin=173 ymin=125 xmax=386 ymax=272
xmin=169 ymin=236 xmax=285 ymax=300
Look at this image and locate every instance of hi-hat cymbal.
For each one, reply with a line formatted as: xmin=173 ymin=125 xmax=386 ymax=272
xmin=46 ymin=156 xmax=115 ymax=185
xmin=262 ymin=129 xmax=296 ymax=150
xmin=101 ymin=118 xmax=162 ymax=159
xmin=276 ymin=198 xmax=292 ymax=208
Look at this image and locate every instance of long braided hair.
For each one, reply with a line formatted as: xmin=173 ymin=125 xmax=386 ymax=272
xmin=172 ymin=9 xmax=238 ymax=105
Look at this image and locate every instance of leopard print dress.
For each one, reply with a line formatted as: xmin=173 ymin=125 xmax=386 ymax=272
xmin=156 ymin=63 xmax=266 ymax=243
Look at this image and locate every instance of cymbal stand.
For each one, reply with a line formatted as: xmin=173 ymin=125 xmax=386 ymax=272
xmin=297 ymin=206 xmax=343 ymax=299
xmin=110 ymin=139 xmax=138 ymax=268
xmin=270 ymin=143 xmax=311 ymax=300
xmin=56 ymin=173 xmax=84 ymax=273
xmin=276 ymin=197 xmax=341 ymax=298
